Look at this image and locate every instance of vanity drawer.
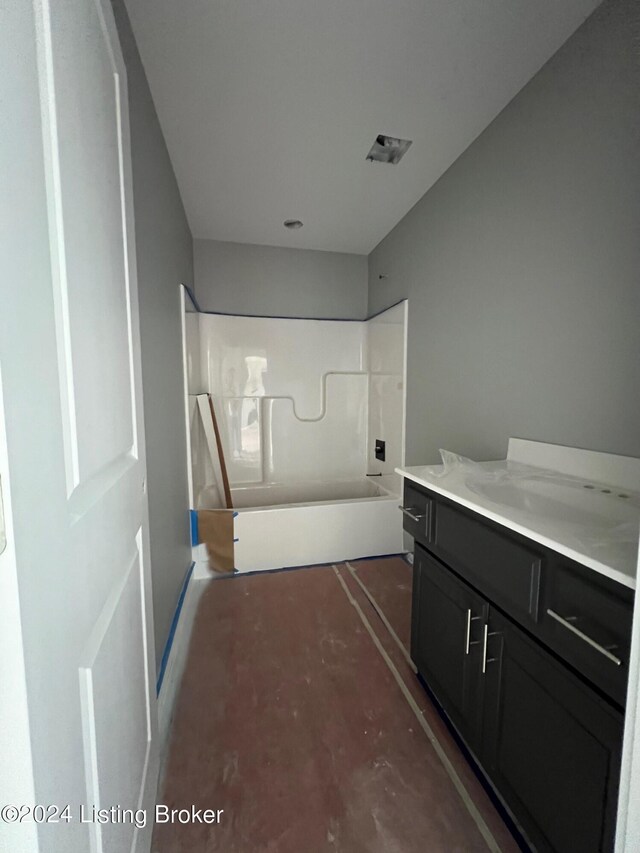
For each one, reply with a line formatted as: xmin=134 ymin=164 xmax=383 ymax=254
xmin=541 ymin=561 xmax=633 ymax=707
xmin=432 ymin=500 xmax=543 ymax=623
xmin=400 ymin=481 xmax=433 ymax=543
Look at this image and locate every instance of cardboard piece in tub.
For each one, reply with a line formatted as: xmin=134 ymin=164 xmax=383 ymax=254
xmin=197 ymin=509 xmax=235 ymax=573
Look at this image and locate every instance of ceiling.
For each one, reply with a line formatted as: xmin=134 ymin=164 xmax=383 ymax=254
xmin=124 ymin=0 xmax=600 ymax=255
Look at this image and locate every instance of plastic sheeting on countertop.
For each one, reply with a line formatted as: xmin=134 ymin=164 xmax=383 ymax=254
xmin=425 ymin=449 xmax=640 ymax=556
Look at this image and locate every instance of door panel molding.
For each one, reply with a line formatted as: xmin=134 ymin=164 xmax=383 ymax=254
xmin=34 ymin=0 xmax=138 ymax=498
xmin=79 ymin=531 xmax=151 ymax=853
xmin=68 ymin=450 xmax=137 ymax=523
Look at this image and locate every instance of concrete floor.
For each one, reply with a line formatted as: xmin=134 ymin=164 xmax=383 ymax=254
xmin=153 ymin=557 xmax=522 ymax=852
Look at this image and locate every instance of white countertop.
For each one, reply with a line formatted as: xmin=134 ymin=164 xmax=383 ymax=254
xmin=396 ymin=439 xmax=640 ymax=590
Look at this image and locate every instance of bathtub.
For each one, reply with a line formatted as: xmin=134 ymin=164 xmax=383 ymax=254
xmin=194 ymin=476 xmax=404 ymax=575
xmin=182 ymin=295 xmax=409 ymax=576
xmin=231 ymin=477 xmax=388 ymax=508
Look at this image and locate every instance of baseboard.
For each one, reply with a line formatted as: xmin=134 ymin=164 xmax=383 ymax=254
xmin=156 ymin=563 xmax=203 ymax=762
xmin=192 ymin=543 xmax=214 ymax=580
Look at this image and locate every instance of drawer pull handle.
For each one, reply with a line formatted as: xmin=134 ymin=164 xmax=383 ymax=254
xmin=465 ymin=609 xmax=484 ymax=655
xmin=546 ymin=609 xmax=623 ymax=667
xmin=399 ymin=506 xmax=426 ymax=522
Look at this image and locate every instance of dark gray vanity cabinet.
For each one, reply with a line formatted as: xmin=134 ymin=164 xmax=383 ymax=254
xmin=406 ymin=481 xmax=631 ymax=853
xmin=481 ymin=607 xmax=621 ymax=853
xmin=412 ymin=546 xmax=488 ymax=745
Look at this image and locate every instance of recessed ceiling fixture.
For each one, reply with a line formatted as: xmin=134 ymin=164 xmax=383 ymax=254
xmin=366 ymin=134 xmax=413 ymax=165
xmin=284 ymin=219 xmax=303 ymax=230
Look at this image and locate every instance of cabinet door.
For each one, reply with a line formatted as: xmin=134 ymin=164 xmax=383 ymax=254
xmin=482 ymin=608 xmax=622 ymax=853
xmin=412 ymin=545 xmax=488 ymax=746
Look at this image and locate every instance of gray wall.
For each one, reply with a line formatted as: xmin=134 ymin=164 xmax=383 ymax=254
xmin=195 ymin=239 xmax=368 ymax=319
xmin=112 ymin=1 xmax=193 ymax=673
xmin=369 ymin=0 xmax=640 ymax=466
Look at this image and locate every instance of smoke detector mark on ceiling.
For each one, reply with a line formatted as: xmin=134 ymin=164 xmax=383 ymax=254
xmin=366 ymin=134 xmax=412 ymax=165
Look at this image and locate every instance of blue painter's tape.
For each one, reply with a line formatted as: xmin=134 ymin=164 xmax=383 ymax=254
xmin=182 ymin=283 xmax=202 ymax=313
xmin=233 ymin=511 xmax=239 ymax=518
xmin=181 ymin=293 xmax=406 ymax=324
xmin=190 ymin=509 xmax=199 ymax=546
xmin=365 ymin=298 xmax=407 ymax=322
xmin=233 ymin=537 xmax=239 ymax=543
xmin=156 ymin=561 xmax=195 ymax=696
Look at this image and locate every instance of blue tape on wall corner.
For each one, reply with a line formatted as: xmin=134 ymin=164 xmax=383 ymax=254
xmin=156 ymin=561 xmax=195 ymax=696
xmin=190 ymin=509 xmax=199 ymax=546
xmin=182 ymin=284 xmax=202 ymax=313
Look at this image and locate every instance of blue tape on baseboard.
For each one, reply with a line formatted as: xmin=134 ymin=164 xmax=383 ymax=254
xmin=190 ymin=509 xmax=199 ymax=546
xmin=156 ymin=561 xmax=195 ymax=696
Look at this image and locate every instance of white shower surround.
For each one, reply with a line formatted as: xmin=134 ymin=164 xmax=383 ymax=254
xmin=200 ymin=313 xmax=368 ymax=486
xmin=183 ymin=293 xmax=407 ymax=574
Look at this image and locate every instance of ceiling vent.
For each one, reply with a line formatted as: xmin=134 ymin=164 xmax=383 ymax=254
xmin=366 ymin=134 xmax=412 ymax=164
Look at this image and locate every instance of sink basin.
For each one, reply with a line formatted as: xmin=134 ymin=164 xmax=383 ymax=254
xmin=468 ymin=477 xmax=640 ymax=530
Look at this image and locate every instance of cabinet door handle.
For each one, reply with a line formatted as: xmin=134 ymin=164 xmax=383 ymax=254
xmin=481 ymin=624 xmax=502 ymax=674
xmin=465 ymin=609 xmax=483 ymax=655
xmin=398 ymin=505 xmax=426 ymax=522
xmin=546 ymin=609 xmax=623 ymax=666
xmin=482 ymin=624 xmax=488 ymax=673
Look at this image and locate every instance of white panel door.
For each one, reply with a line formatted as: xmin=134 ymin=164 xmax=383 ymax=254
xmin=0 ymin=1 xmax=157 ymax=852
